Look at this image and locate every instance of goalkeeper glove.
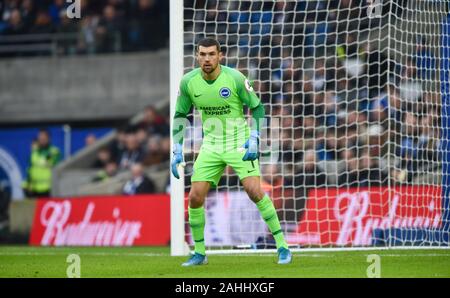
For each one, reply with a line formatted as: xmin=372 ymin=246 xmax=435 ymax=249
xmin=171 ymin=143 xmax=184 ymax=179
xmin=242 ymin=130 xmax=260 ymax=161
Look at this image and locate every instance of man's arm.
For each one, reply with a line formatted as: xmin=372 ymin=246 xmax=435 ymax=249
xmin=171 ymin=78 xmax=192 ymax=179
xmin=172 ymin=111 xmax=189 ymax=146
xmin=250 ymin=103 xmax=265 ymax=134
xmin=172 ymin=77 xmax=192 ymax=145
xmin=234 ymin=71 xmax=265 ymax=160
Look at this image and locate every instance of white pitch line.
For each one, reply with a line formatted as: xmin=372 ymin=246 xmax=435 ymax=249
xmin=0 ymin=252 xmax=167 ymax=257
xmin=0 ymin=252 xmax=449 ymax=258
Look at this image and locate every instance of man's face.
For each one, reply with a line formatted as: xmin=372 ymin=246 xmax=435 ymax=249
xmin=131 ymin=164 xmax=143 ymax=178
xmin=125 ymin=133 xmax=138 ymax=150
xmin=197 ymin=45 xmax=222 ymax=74
xmin=37 ymin=132 xmax=49 ymax=147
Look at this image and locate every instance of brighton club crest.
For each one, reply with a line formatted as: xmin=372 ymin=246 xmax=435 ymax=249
xmin=219 ymin=87 xmax=231 ymax=99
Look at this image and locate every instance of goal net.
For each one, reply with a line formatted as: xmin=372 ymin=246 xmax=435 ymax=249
xmin=171 ymin=0 xmax=450 ymax=254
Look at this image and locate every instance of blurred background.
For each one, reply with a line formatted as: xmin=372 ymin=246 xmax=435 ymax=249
xmin=0 ymin=0 xmax=447 ymax=249
xmin=0 ymin=0 xmax=171 ymax=243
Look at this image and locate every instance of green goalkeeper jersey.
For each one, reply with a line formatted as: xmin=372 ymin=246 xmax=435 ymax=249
xmin=176 ymin=65 xmax=261 ymax=152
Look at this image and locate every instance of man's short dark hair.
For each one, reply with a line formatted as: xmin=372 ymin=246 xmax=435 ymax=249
xmin=38 ymin=128 xmax=50 ymax=137
xmin=197 ymin=38 xmax=221 ymax=53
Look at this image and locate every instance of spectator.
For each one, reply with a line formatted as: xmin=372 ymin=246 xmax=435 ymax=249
xmin=399 ymin=58 xmax=423 ymax=102
xmin=262 ymin=164 xmax=284 ymax=193
xmin=142 ymin=135 xmax=169 ymax=166
xmin=85 ymin=133 xmax=97 ymax=147
xmin=393 ymin=110 xmax=438 ymax=183
xmin=316 ymin=128 xmax=340 ymax=161
xmin=361 ymin=41 xmax=390 ymax=98
xmin=20 ymin=0 xmax=36 ymax=31
xmin=293 ymin=149 xmax=327 ymax=196
xmin=92 ymin=147 xmax=112 ymax=169
xmin=3 ymin=8 xmax=25 ymax=35
xmin=417 ymin=112 xmax=440 ymax=169
xmin=338 ymin=123 xmax=359 ymax=150
xmin=414 ymin=36 xmax=435 ymax=81
xmin=135 ymin=127 xmax=148 ymax=148
xmin=338 ymin=148 xmax=359 ymax=187
xmin=118 ymin=128 xmax=144 ymax=170
xmin=366 ymin=124 xmax=388 ymax=159
xmin=336 ymin=32 xmax=365 ymax=79
xmin=368 ymin=94 xmax=389 ymax=127
xmin=1 ymin=0 xmax=21 ymax=26
xmin=109 ymin=126 xmax=127 ymax=163
xmin=369 ymin=84 xmax=403 ymax=125
xmin=358 ymin=149 xmax=388 ymax=187
xmin=122 ymin=163 xmax=156 ymax=195
xmin=128 ymin=0 xmax=167 ymax=50
xmin=339 ymin=148 xmax=387 ymax=187
xmin=77 ymin=14 xmax=100 ymax=54
xmin=399 ymin=111 xmax=419 ymax=159
xmin=48 ymin=0 xmax=66 ymax=26
xmin=22 ymin=129 xmax=61 ymax=198
xmin=92 ymin=161 xmax=118 ymax=182
xmin=29 ymin=10 xmax=54 ymax=34
xmin=96 ymin=4 xmax=123 ymax=53
xmin=138 ymin=105 xmax=169 ymax=137
xmin=56 ymin=13 xmax=79 ymax=55
xmin=311 ymin=58 xmax=329 ymax=91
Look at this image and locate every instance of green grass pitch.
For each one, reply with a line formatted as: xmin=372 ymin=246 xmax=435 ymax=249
xmin=0 ymin=246 xmax=449 ymax=278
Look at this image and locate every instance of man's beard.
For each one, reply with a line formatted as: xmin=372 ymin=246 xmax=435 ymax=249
xmin=202 ymin=64 xmax=216 ymax=74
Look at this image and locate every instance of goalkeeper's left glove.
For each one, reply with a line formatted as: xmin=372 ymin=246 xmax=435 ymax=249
xmin=242 ymin=130 xmax=260 ymax=161
xmin=171 ymin=143 xmax=184 ymax=179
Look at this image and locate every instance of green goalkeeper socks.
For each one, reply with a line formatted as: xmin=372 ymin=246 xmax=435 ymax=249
xmin=256 ymin=195 xmax=288 ymax=250
xmin=188 ymin=206 xmax=206 ymax=256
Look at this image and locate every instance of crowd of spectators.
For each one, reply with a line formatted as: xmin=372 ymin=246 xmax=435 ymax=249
xmin=183 ymin=0 xmax=440 ymax=222
xmin=90 ymin=105 xmax=170 ymax=194
xmin=5 ymin=1 xmax=439 ymax=208
xmin=0 ymin=0 xmax=169 ymax=57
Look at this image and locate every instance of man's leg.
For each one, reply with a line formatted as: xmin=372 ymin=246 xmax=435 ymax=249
xmin=188 ymin=181 xmax=210 ymax=256
xmin=186 ymin=147 xmax=225 ymax=265
xmin=241 ymin=176 xmax=289 ymax=251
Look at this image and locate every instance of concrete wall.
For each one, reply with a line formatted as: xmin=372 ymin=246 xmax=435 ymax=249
xmin=9 ymin=199 xmax=35 ymax=237
xmin=0 ymin=50 xmax=169 ymax=123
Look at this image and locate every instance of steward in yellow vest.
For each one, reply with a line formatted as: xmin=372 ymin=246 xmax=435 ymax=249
xmin=22 ymin=129 xmax=61 ymax=198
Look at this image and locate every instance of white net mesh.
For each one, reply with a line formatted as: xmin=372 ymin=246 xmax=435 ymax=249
xmin=180 ymin=0 xmax=450 ymax=250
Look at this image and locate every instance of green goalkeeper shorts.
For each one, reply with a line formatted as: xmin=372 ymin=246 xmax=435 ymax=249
xmin=191 ymin=147 xmax=260 ymax=187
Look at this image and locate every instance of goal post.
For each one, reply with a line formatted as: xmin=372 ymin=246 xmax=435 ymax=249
xmin=170 ymin=0 xmax=188 ymax=256
xmin=441 ymin=9 xmax=450 ymax=235
xmin=170 ymin=0 xmax=450 ymax=256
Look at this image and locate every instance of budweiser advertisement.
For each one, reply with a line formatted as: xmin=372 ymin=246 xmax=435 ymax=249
xmin=290 ymin=186 xmax=442 ymax=246
xmin=30 ymin=195 xmax=170 ymax=246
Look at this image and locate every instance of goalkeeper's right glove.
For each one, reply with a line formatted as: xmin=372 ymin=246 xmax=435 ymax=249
xmin=242 ymin=130 xmax=260 ymax=161
xmin=171 ymin=143 xmax=184 ymax=179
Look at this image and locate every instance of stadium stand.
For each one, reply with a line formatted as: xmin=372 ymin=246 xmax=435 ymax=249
xmin=0 ymin=0 xmax=169 ymax=57
xmin=181 ymin=0 xmax=442 ymax=226
xmin=0 ymin=0 xmax=444 ymax=244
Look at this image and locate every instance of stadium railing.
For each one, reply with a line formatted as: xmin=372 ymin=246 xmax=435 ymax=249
xmin=0 ymin=32 xmax=121 ymax=57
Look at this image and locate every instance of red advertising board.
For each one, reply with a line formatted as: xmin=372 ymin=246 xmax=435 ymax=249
xmin=291 ymin=186 xmax=442 ymax=246
xmin=29 ymin=194 xmax=170 ymax=246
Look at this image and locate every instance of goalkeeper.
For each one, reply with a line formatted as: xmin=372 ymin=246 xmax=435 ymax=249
xmin=172 ymin=38 xmax=292 ymax=266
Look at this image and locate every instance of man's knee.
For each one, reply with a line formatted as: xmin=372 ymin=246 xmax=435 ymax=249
xmin=244 ymin=184 xmax=264 ymax=202
xmin=188 ymin=190 xmax=206 ymax=208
